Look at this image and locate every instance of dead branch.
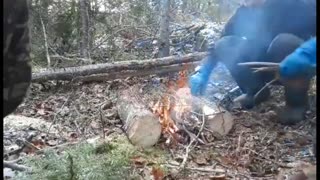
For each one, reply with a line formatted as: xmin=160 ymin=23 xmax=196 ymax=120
xmin=72 ymin=63 xmax=198 ymax=83
xmin=3 ymin=161 xmax=32 ymax=172
xmin=32 ymin=52 xmax=207 ymax=82
xmin=50 ymin=55 xmax=91 ymax=62
xmin=166 ymin=164 xmax=225 ymax=173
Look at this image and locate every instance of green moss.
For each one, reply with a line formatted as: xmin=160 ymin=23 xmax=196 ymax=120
xmin=17 ymin=136 xmax=168 ymax=180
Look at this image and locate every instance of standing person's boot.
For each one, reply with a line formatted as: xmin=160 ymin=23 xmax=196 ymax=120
xmin=277 ymin=78 xmax=310 ymax=125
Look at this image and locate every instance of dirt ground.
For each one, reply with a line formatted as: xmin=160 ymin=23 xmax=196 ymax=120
xmin=4 ymin=67 xmax=317 ymax=179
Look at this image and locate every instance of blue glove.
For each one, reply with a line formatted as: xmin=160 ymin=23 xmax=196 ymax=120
xmin=189 ymin=53 xmax=217 ymax=96
xmin=279 ymin=37 xmax=316 ymax=79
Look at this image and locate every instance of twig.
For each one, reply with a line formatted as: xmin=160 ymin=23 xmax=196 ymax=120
xmin=39 ymin=15 xmax=51 ymax=68
xmin=3 ymin=161 xmax=31 ymax=172
xmin=50 ymin=55 xmax=92 ymax=62
xmin=254 ymin=78 xmax=278 ymax=100
xmin=236 ymin=131 xmax=244 ymax=154
xmin=35 ymin=141 xmax=79 ymax=155
xmin=246 ymin=148 xmax=294 ymax=168
xmin=179 ymin=111 xmax=206 ymax=170
xmin=99 ymin=107 xmax=106 ymax=139
xmin=252 ymin=66 xmax=279 ymax=73
xmin=5 ymin=133 xmax=36 ymax=157
xmin=182 ymin=125 xmax=205 ymax=145
xmin=47 ymin=95 xmax=70 ymax=134
xmin=166 ymin=164 xmax=225 ymax=173
xmin=23 ymin=140 xmax=41 ymax=151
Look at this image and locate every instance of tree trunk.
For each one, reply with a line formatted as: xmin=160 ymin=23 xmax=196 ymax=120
xmin=158 ymin=0 xmax=171 ymax=57
xmin=116 ymin=90 xmax=162 ymax=148
xmin=32 ymin=52 xmax=207 ymax=82
xmin=79 ymin=0 xmax=90 ymax=60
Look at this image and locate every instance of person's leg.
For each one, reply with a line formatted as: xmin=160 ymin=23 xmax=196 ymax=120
xmin=266 ymin=33 xmax=310 ymax=125
xmin=277 ymin=78 xmax=310 ymax=124
xmin=213 ymin=36 xmax=270 ymax=109
xmin=214 ymin=34 xmax=307 ymax=110
xmin=266 ymin=33 xmax=304 ymax=62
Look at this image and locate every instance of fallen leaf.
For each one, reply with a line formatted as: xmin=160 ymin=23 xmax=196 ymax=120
xmin=151 ymin=166 xmax=165 ymax=180
xmin=131 ymin=156 xmax=147 ymax=168
xmin=192 ymin=153 xmax=208 ymax=165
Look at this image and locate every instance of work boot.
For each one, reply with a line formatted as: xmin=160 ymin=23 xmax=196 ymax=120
xmin=234 ymin=87 xmax=271 ymax=109
xmin=278 ymin=78 xmax=310 ymax=125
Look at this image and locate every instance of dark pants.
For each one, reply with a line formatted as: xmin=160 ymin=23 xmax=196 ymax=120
xmin=213 ymin=33 xmax=309 ymax=113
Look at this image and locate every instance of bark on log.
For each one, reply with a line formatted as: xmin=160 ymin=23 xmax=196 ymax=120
xmin=32 ymin=52 xmax=207 ymax=82
xmin=116 ymin=90 xmax=162 ymax=148
xmin=72 ymin=63 xmax=198 ymax=82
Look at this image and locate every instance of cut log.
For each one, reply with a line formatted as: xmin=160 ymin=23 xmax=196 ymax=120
xmin=201 ymin=104 xmax=234 ymax=138
xmin=32 ymin=52 xmax=207 ymax=82
xmin=72 ymin=63 xmax=198 ymax=83
xmin=116 ymin=90 xmax=162 ymax=148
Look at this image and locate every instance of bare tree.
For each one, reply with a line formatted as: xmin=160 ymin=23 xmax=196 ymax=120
xmin=79 ymin=0 xmax=90 ymax=60
xmin=158 ymin=0 xmax=171 ymax=58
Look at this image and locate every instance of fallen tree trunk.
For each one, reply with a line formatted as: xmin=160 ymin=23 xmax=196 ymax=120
xmin=116 ymin=90 xmax=162 ymax=148
xmin=72 ymin=63 xmax=198 ymax=82
xmin=32 ymin=52 xmax=207 ymax=82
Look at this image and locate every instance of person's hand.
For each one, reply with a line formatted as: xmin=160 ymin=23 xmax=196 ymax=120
xmin=189 ymin=71 xmax=209 ymax=96
xmin=279 ymin=37 xmax=316 ymax=80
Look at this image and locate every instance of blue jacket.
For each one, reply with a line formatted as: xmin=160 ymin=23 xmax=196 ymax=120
xmin=280 ymin=37 xmax=316 ymax=79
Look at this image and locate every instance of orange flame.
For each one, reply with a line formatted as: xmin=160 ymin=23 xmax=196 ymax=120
xmin=152 ymin=65 xmax=194 ymax=142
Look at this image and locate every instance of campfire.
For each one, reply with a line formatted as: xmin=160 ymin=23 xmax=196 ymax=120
xmin=151 ymin=69 xmax=193 ymax=144
xmin=116 ymin=66 xmax=234 ymax=148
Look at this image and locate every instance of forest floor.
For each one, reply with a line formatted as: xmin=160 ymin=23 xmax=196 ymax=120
xmin=4 ymin=63 xmax=316 ymax=179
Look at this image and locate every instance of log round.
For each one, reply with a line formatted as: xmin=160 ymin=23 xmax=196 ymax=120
xmin=116 ymin=91 xmax=162 ymax=148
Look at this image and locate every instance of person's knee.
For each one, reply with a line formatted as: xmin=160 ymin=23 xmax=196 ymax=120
xmin=267 ymin=33 xmax=304 ymax=62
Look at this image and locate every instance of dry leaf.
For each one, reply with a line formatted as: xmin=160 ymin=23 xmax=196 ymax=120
xmin=192 ymin=153 xmax=209 ymax=165
xmin=131 ymin=156 xmax=147 ymax=168
xmin=151 ymin=166 xmax=164 ymax=180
